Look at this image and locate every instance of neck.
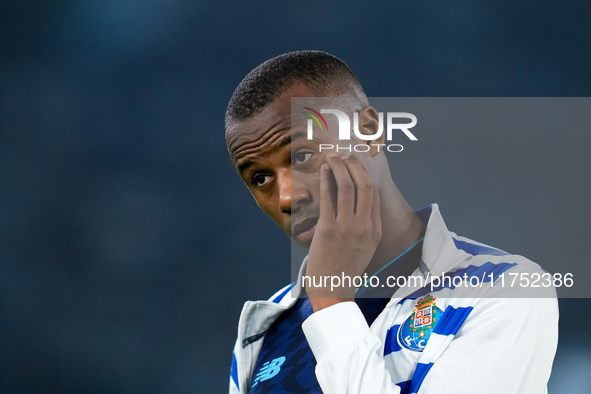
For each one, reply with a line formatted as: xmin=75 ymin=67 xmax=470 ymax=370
xmin=364 ymin=182 xmax=426 ymax=278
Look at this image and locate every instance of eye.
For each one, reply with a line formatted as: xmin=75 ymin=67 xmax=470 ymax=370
xmin=252 ymin=173 xmax=272 ymax=187
xmin=292 ymin=151 xmax=313 ymax=166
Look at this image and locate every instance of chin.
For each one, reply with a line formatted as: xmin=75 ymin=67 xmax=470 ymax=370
xmin=285 ymin=226 xmax=312 ymax=250
xmin=291 ymin=237 xmax=312 ymax=251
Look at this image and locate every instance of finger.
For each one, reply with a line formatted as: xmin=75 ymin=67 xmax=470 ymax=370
xmin=325 ymin=155 xmax=356 ymax=218
xmin=342 ymin=156 xmax=374 ymax=218
xmin=370 ymin=183 xmax=381 ymax=230
xmin=319 ymin=163 xmax=336 ymax=222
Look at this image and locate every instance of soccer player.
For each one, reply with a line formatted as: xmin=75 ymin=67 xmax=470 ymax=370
xmin=225 ymin=50 xmax=558 ymax=393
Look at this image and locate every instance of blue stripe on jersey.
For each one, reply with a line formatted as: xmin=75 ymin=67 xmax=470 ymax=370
xmin=231 ymin=353 xmax=239 ymax=390
xmin=406 ymin=261 xmax=517 ymax=299
xmin=433 ymin=306 xmax=474 ymax=336
xmin=383 ymin=324 xmax=403 ymax=356
xmin=397 ymin=379 xmax=412 ymax=394
xmin=270 ymin=283 xmax=294 ymax=304
xmin=453 ymin=237 xmax=509 ymax=256
xmin=409 ymin=362 xmax=434 ymax=393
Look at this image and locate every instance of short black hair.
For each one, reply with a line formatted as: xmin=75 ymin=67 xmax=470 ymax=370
xmin=225 ymin=50 xmax=364 ymax=129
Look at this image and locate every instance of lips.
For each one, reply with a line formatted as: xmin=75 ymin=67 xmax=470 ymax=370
xmin=293 ymin=217 xmax=319 ymax=243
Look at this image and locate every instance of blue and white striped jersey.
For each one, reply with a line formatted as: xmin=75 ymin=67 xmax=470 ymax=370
xmin=229 ymin=204 xmax=558 ymax=393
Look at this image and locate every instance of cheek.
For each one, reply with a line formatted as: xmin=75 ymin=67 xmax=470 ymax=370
xmin=304 ymin=172 xmax=321 ymax=198
xmin=254 ymin=194 xmax=289 ymax=228
xmin=305 ymin=172 xmax=319 ymax=185
xmin=254 ymin=196 xmax=274 ymax=217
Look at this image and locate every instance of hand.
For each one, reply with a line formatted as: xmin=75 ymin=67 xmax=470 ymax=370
xmin=305 ymin=154 xmax=382 ymax=312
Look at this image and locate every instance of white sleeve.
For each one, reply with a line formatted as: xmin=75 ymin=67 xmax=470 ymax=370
xmin=302 ymin=302 xmax=402 ymax=393
xmin=302 ymin=298 xmax=558 ymax=394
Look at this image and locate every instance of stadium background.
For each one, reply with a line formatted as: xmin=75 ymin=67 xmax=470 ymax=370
xmin=1 ymin=1 xmax=590 ymax=392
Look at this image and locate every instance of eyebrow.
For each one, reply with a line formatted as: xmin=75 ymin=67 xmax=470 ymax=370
xmin=237 ymin=131 xmax=308 ymax=174
xmin=238 ymin=160 xmax=254 ymax=173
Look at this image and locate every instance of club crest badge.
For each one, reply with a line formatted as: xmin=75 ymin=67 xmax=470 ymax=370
xmin=397 ymin=294 xmax=441 ymax=352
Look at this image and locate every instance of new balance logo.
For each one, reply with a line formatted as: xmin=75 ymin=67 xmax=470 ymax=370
xmin=251 ymin=356 xmax=286 ymax=387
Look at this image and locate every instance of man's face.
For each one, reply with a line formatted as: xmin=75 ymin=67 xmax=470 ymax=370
xmin=227 ymin=83 xmax=342 ymax=249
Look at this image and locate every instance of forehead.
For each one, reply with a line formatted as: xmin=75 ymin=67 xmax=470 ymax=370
xmin=227 ymin=83 xmax=315 ymax=164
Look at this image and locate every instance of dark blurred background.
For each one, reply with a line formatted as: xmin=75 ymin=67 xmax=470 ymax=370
xmin=1 ymin=0 xmax=590 ymax=392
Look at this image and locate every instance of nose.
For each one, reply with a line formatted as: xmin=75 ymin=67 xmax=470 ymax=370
xmin=278 ymin=169 xmax=309 ymax=214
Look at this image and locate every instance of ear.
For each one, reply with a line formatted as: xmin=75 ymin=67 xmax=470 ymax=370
xmin=356 ymin=106 xmax=385 ymax=157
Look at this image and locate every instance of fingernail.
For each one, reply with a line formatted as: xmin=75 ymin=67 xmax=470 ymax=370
xmin=327 ymin=153 xmax=338 ymax=159
xmin=322 ymin=164 xmax=329 ymax=171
